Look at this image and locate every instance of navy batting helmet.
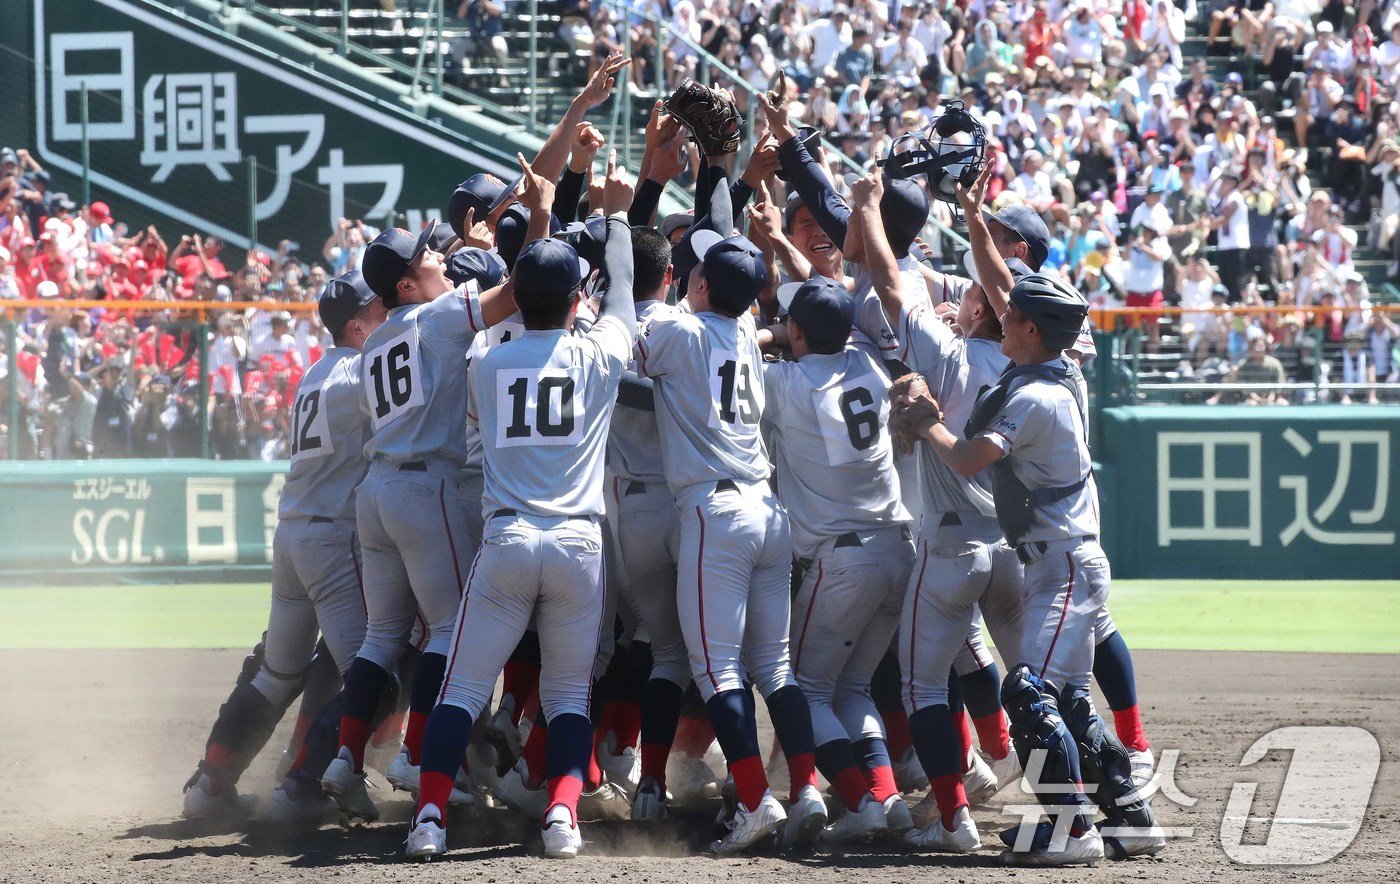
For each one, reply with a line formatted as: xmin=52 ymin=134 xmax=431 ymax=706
xmin=1009 ymin=273 xmax=1089 ymax=351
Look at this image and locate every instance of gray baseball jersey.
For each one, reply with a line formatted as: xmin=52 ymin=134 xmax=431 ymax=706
xmin=636 ymin=309 xmax=769 ymax=498
xmin=850 ymin=256 xmax=933 ymax=356
xmin=975 ymin=362 xmax=1098 ymax=543
xmin=467 ymin=314 xmax=633 ymax=517
xmin=761 ymin=345 xmax=909 ymax=558
xmin=360 ymin=289 xmax=483 ymax=466
xmin=895 ymin=300 xmax=1009 ymax=520
xmin=606 ymin=300 xmax=673 ymax=485
xmin=280 ymin=347 xmax=372 ymax=521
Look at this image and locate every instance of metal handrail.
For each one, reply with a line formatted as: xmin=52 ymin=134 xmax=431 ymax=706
xmin=596 ymin=0 xmax=967 ymax=253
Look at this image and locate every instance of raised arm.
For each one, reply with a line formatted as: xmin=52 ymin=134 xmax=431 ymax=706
xmin=479 ymin=153 xmax=557 ymax=327
xmin=531 ymin=53 xmax=632 ymax=183
xmin=598 ymin=152 xmax=638 ymax=339
xmin=956 ymin=159 xmax=1013 ymax=318
xmin=760 ymin=73 xmax=851 ymax=249
xmin=851 ymin=173 xmax=905 ymax=324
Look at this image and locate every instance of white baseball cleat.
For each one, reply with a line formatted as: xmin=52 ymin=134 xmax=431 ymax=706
xmin=964 ymin=751 xmax=999 ymax=807
xmin=597 ymin=734 xmax=641 ymax=798
xmin=577 ymin=780 xmax=631 ymax=821
xmin=903 ymin=805 xmax=981 ymax=853
xmin=909 ymin=792 xmax=938 ymax=830
xmin=709 ymin=792 xmax=787 ymax=856
xmin=987 ymin=751 xmax=1024 ymax=796
xmin=781 ymin=784 xmax=828 ymax=852
xmin=1127 ymin=747 xmax=1155 ymax=792
xmin=669 ymin=754 xmax=721 ymax=801
xmin=1001 ymin=824 xmax=1105 ymax=867
xmin=181 ymin=772 xmax=245 ymax=820
xmin=892 ymin=748 xmax=926 ymax=794
xmin=881 ymin=794 xmax=915 ymax=834
xmin=542 ymin=805 xmax=584 ymax=859
xmin=404 ymin=805 xmax=447 ymax=861
xmin=493 ymin=760 xmax=549 ymax=819
xmin=631 ymin=777 xmax=669 ymax=822
xmin=265 ymin=786 xmax=334 ymax=825
xmin=1101 ymin=820 xmax=1167 ymax=859
xmin=385 ymin=747 xmax=421 ymax=794
xmin=320 ymin=750 xmax=380 ymax=822
xmin=822 ymin=796 xmax=888 ymax=844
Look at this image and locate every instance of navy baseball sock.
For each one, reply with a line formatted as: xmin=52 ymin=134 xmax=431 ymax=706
xmin=960 ymin=662 xmax=1012 ymax=760
xmin=764 ymin=684 xmax=817 ymax=801
xmin=640 ymin=678 xmax=684 ymax=787
xmin=816 ymin=738 xmax=872 ymax=812
xmin=872 ymin=649 xmax=912 ymax=759
xmin=339 ymin=657 xmax=390 ymax=771
xmin=1094 ymin=630 xmax=1149 ymax=751
xmin=948 ymin=666 xmax=974 ymax=768
xmin=909 ymin=703 xmax=966 ymax=829
xmin=417 ymin=703 xmax=473 ymax=818
xmin=403 ymin=651 xmax=447 ymax=764
xmin=545 ymin=712 xmax=594 ymax=822
xmin=852 ymin=736 xmax=897 ymax=802
xmin=706 ymin=688 xmax=766 ymax=811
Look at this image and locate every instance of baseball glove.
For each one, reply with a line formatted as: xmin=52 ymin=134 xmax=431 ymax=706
xmin=665 ymin=78 xmax=743 ymax=157
xmin=888 ymin=372 xmax=943 ymax=455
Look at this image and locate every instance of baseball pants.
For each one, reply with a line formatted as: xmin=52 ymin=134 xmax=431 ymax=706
xmin=900 ymin=514 xmax=1026 ymax=713
xmin=614 ymin=480 xmax=687 ymax=688
xmin=437 ymin=513 xmax=608 ymax=722
xmin=354 ymin=460 xmax=476 ymax=670
xmin=676 ymin=479 xmax=794 ymax=701
xmin=1093 ymin=604 xmax=1117 ymax=644
xmin=251 ymin=517 xmax=368 ymax=707
xmin=953 ymin=614 xmax=994 ymax=676
xmin=1017 ymin=538 xmax=1111 ymax=694
xmin=791 ymin=525 xmax=914 ymax=746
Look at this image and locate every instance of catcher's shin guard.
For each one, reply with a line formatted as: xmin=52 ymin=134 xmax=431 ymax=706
xmin=1061 ymin=688 xmax=1159 ymax=835
xmin=204 ymin=681 xmax=283 ymax=788
xmin=1001 ymin=665 xmax=1094 ymax=830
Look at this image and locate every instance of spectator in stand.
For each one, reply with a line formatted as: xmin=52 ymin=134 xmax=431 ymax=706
xmin=1326 ymin=97 xmax=1370 ymax=218
xmin=1372 ymin=139 xmax=1400 ymax=274
xmin=1336 ymin=329 xmax=1377 ymax=403
xmin=91 ymin=361 xmax=132 ymax=458
xmin=1143 ymin=0 xmax=1186 ymax=67
xmin=1211 ymin=167 xmax=1252 ymax=300
xmin=1125 ymin=213 xmax=1171 ymax=350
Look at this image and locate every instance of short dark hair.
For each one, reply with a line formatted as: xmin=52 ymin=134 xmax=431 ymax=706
xmin=515 ymin=282 xmax=578 ymax=329
xmin=795 ymin=317 xmax=849 ymax=355
xmin=632 ymin=227 xmax=672 ymax=299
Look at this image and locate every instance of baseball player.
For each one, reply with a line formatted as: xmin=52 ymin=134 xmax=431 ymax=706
xmin=758 ymin=276 xmax=918 ymax=844
xmin=182 ymin=272 xmax=386 ymax=819
xmin=891 ymin=270 xmax=1165 ymax=865
xmin=403 ymin=161 xmax=636 ymax=861
xmin=319 ymin=191 xmax=523 ymax=821
xmin=636 ymin=154 xmax=824 ymax=852
xmin=851 ymin=170 xmax=1028 ymax=852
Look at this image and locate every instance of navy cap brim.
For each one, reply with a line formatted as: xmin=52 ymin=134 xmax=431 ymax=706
xmin=491 ymin=175 xmax=523 ymax=215
xmin=413 ymin=222 xmax=435 ymax=261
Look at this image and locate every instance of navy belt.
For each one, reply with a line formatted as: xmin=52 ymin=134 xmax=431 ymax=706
xmin=714 ymin=479 xmax=738 ymax=494
xmin=309 ymin=516 xmax=334 ymax=524
xmin=835 ymin=524 xmax=913 ymax=549
xmin=626 ymin=481 xmax=648 ymax=496
xmin=1016 ymin=535 xmax=1096 ymax=564
xmin=940 ymin=512 xmax=961 ymax=527
xmin=399 ymin=461 xmax=428 ymax=472
xmin=491 ymin=508 xmax=592 ymax=522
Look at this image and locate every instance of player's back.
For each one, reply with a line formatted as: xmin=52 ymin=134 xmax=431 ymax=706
xmin=470 ymin=318 xmax=631 ymax=518
xmin=280 ymin=347 xmax=370 ymax=521
xmin=606 ymin=301 xmax=673 ymax=486
xmin=360 ymin=289 xmax=482 ymax=467
xmin=638 ymin=309 xmax=769 ymax=501
xmin=762 ymin=344 xmax=909 ymax=558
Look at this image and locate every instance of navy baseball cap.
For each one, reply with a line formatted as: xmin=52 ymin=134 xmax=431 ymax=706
xmin=691 ymin=231 xmax=768 ymax=315
xmin=447 ymin=172 xmax=518 ymax=237
xmin=362 ymin=225 xmax=432 ymax=301
xmin=783 ymin=275 xmax=855 ymax=351
xmin=881 ymin=178 xmax=930 ymax=253
xmin=555 ymin=216 xmax=608 ymax=271
xmin=783 ymin=192 xmax=809 ymax=233
xmin=495 ymin=205 xmax=564 ymax=270
xmin=661 ymin=212 xmax=694 ymax=239
xmin=427 ymin=219 xmax=458 ymax=253
xmin=445 ymin=247 xmax=507 ymax=290
xmin=983 ymin=204 xmax=1050 ymax=270
xmin=511 ymin=237 xmax=590 ymax=301
xmin=318 ymin=270 xmax=377 ymax=336
xmin=961 ymin=251 xmax=1032 ymax=286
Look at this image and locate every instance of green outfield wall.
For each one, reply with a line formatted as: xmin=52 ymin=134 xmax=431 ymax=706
xmin=0 ymin=407 xmax=1395 ymax=583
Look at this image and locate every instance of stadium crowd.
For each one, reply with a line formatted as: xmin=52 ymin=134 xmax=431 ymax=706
xmin=4 ymin=0 xmax=1400 ymax=460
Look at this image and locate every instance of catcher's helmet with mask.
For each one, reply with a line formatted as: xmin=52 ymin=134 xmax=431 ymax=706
xmin=882 ymin=101 xmax=988 ymax=218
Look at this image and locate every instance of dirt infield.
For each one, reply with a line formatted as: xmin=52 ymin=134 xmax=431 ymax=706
xmin=1 ymin=648 xmax=1395 ymax=883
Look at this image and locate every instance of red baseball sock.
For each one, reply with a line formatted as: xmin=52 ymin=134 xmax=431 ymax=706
xmin=371 ymin=710 xmax=406 ymax=749
xmin=640 ymin=741 xmax=671 ymax=787
xmin=286 ymin=715 xmax=312 ymax=759
xmin=882 ymin=708 xmax=913 ymax=758
xmin=338 ymin=716 xmax=372 ymax=772
xmin=831 ymin=765 xmax=873 ymax=812
xmin=546 ymin=774 xmax=585 ymax=824
xmin=956 ymin=711 xmax=974 ymax=771
xmin=502 ymin=660 xmax=540 ymax=726
xmin=786 ymin=751 xmax=817 ymax=802
xmin=678 ymin=713 xmax=715 ymax=758
xmin=201 ymin=742 xmax=234 ymax=790
xmin=973 ymin=711 xmax=1011 ymax=760
xmin=403 ymin=711 xmax=428 ymax=765
xmin=1112 ymin=705 xmax=1150 ymax=753
xmin=587 ymin=730 xmax=605 ymax=790
xmin=610 ymin=701 xmax=642 ymax=751
xmin=929 ymin=772 xmax=968 ymax=830
xmin=865 ymin=763 xmax=898 ymax=804
xmin=521 ymin=720 xmax=549 ymax=787
xmin=418 ymin=770 xmax=454 ymax=817
xmin=729 ymin=755 xmax=769 ymax=813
